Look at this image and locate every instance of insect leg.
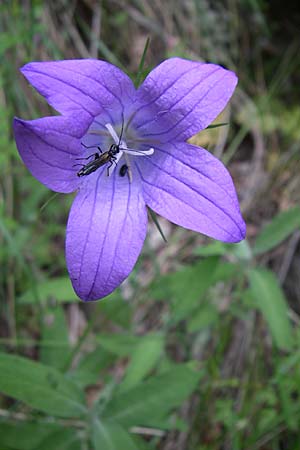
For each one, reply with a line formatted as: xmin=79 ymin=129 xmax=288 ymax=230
xmin=106 ymin=154 xmax=118 ymax=176
xmin=106 ymin=161 xmax=113 ymax=176
xmin=81 ymin=143 xmax=103 ymax=153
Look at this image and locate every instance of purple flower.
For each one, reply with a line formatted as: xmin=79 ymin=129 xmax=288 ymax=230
xmin=14 ymin=58 xmax=246 ymax=301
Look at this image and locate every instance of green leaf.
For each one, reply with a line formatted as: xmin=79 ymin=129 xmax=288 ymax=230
xmin=0 ymin=353 xmax=86 ymax=417
xmin=120 ymin=333 xmax=164 ymax=391
xmin=70 ymin=347 xmax=115 ymax=387
xmin=38 ymin=429 xmax=82 ymax=450
xmin=253 ymin=207 xmax=300 ymax=255
xmin=248 ymin=268 xmax=293 ymax=350
xmin=206 ymin=122 xmax=228 ymax=129
xmin=92 ymin=419 xmax=140 ymax=450
xmin=193 ymin=241 xmax=228 ymax=256
xmin=103 ymin=364 xmax=202 ymax=427
xmin=277 ymin=378 xmax=299 ymax=430
xmin=212 ymin=262 xmax=239 ymax=283
xmin=187 ymin=303 xmax=219 ymax=332
xmin=97 ymin=294 xmax=132 ymax=328
xmin=148 ymin=208 xmax=168 ymax=243
xmin=18 ymin=276 xmax=79 ymax=303
xmin=0 ymin=422 xmax=63 ymax=450
xmin=40 ymin=305 xmax=71 ymax=370
xmin=194 ymin=240 xmax=252 ymax=261
xmin=96 ymin=333 xmax=141 ymax=356
xmin=135 ymin=37 xmax=151 ymax=88
xmin=151 ymin=257 xmax=219 ymax=321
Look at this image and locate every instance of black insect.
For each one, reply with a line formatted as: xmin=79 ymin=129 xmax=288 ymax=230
xmin=119 ymin=164 xmax=128 ymax=177
xmin=76 ymin=120 xmax=124 ymax=177
xmin=76 ymin=143 xmax=120 ymax=177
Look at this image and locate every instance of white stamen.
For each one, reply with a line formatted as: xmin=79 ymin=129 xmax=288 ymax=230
xmin=105 ymin=123 xmax=119 ymax=145
xmin=120 ymin=147 xmax=154 ymax=156
xmin=104 ymin=122 xmax=154 ymax=177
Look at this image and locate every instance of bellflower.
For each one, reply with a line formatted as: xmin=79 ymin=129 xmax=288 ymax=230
xmin=14 ymin=58 xmax=246 ymax=301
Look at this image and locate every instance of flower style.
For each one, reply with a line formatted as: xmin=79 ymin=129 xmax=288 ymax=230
xmin=14 ymin=58 xmax=246 ymax=301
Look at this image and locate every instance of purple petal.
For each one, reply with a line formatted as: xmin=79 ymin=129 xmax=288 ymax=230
xmin=66 ymin=170 xmax=147 ymax=301
xmin=13 ymin=116 xmax=85 ymax=193
xmin=21 ymin=59 xmax=136 ymax=123
xmin=136 ymin=142 xmax=246 ymax=243
xmin=133 ymin=57 xmax=237 ymax=142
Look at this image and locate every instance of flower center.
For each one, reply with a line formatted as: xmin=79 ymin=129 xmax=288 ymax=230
xmin=78 ymin=119 xmax=154 ymax=180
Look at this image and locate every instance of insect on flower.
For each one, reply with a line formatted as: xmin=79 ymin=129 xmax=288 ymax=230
xmin=76 ymin=143 xmax=120 ymax=177
xmin=76 ymin=118 xmax=153 ymax=179
xmin=76 ymin=120 xmax=125 ymax=177
xmin=14 ymin=57 xmax=246 ymax=301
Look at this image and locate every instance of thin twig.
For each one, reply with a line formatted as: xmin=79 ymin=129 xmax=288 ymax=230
xmin=0 ymin=408 xmax=85 ymax=429
xmin=62 ymin=11 xmax=90 ymax=58
xmin=130 ymin=425 xmax=166 ymax=437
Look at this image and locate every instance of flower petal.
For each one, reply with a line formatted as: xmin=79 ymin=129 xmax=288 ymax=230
xmin=21 ymin=59 xmax=136 ymax=123
xmin=137 ymin=142 xmax=246 ymax=243
xmin=66 ymin=170 xmax=147 ymax=301
xmin=13 ymin=115 xmax=86 ymax=193
xmin=133 ymin=57 xmax=237 ymax=142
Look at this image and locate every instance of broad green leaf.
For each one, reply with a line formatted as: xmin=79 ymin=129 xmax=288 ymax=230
xmin=38 ymin=429 xmax=82 ymax=450
xmin=97 ymin=294 xmax=132 ymax=328
xmin=96 ymin=333 xmax=141 ymax=356
xmin=92 ymin=419 xmax=140 ymax=450
xmin=212 ymin=262 xmax=239 ymax=283
xmin=40 ymin=305 xmax=71 ymax=370
xmin=151 ymin=257 xmax=219 ymax=321
xmin=193 ymin=241 xmax=228 ymax=256
xmin=248 ymin=268 xmax=293 ymax=350
xmin=187 ymin=303 xmax=219 ymax=332
xmin=18 ymin=276 xmax=78 ymax=303
xmin=103 ymin=364 xmax=202 ymax=427
xmin=0 ymin=422 xmax=63 ymax=450
xmin=70 ymin=347 xmax=115 ymax=387
xmin=253 ymin=207 xmax=300 ymax=255
xmin=0 ymin=353 xmax=86 ymax=417
xmin=194 ymin=240 xmax=252 ymax=260
xmin=120 ymin=333 xmax=164 ymax=391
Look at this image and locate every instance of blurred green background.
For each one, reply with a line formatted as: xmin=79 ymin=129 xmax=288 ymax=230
xmin=1 ymin=1 xmax=300 ymax=449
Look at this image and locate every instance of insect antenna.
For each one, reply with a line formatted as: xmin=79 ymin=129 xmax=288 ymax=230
xmin=81 ymin=142 xmax=99 ymax=150
xmin=81 ymin=143 xmax=103 ymax=153
xmin=118 ymin=112 xmax=125 ymax=148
